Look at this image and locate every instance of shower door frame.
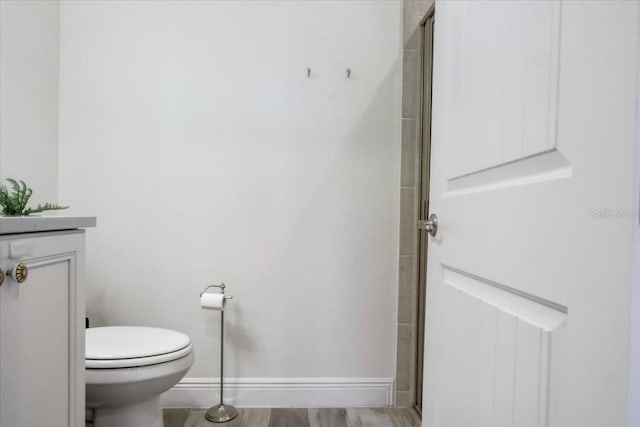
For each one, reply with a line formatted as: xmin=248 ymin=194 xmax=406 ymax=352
xmin=414 ymin=6 xmax=435 ymax=415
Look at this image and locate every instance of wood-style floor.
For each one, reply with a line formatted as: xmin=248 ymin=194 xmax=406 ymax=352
xmin=164 ymin=407 xmax=421 ymax=427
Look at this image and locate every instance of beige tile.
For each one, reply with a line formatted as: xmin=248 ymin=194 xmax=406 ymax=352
xmin=386 ymin=407 xmax=421 ymax=426
xmin=394 ymin=391 xmax=414 ymax=408
xmin=237 ymin=408 xmax=271 ymax=427
xmin=399 ymin=188 xmax=417 ymax=256
xmin=183 ymin=409 xmax=206 ymax=427
xmin=163 ymin=408 xmax=190 ymax=427
xmin=403 ymin=2 xmax=420 ymax=49
xmin=184 ymin=408 xmax=270 ymax=427
xmin=179 ymin=408 xmax=418 ymax=427
xmin=401 ymin=118 xmax=418 ymax=188
xmin=402 ymin=49 xmax=421 ymax=119
xmin=397 ymin=256 xmax=415 ymax=324
xmin=309 ymin=408 xmax=348 ymax=427
xmin=396 ymin=324 xmax=413 ymax=392
xmin=414 ymin=0 xmax=434 ymax=19
xmin=403 ymin=0 xmax=433 ymax=49
xmin=346 ymin=408 xmax=393 ymax=427
xmin=269 ymin=408 xmax=310 ymax=427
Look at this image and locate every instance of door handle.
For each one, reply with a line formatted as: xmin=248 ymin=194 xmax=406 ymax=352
xmin=417 ymin=213 xmax=438 ymax=237
xmin=6 ymin=262 xmax=28 ymax=284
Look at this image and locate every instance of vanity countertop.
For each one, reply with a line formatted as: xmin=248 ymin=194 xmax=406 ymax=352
xmin=0 ymin=215 xmax=96 ymax=235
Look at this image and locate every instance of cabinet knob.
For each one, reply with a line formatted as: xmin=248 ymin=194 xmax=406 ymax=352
xmin=7 ymin=262 xmax=28 ymax=284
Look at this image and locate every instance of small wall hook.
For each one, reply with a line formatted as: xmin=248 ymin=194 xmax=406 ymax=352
xmin=346 ymin=68 xmax=351 ymax=78
xmin=306 ymin=67 xmax=311 ymax=78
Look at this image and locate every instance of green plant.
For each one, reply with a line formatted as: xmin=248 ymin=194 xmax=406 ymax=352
xmin=0 ymin=179 xmax=68 ymax=216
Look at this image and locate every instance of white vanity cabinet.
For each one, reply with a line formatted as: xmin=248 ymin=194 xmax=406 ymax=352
xmin=0 ymin=217 xmax=95 ymax=427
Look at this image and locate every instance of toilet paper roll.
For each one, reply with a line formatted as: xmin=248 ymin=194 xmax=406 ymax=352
xmin=200 ymin=293 xmax=226 ymax=311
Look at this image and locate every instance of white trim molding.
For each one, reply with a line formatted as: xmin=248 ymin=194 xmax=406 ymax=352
xmin=161 ymin=377 xmax=396 ymax=408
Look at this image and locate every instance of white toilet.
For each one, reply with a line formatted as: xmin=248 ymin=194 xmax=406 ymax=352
xmin=85 ymin=326 xmax=194 ymax=427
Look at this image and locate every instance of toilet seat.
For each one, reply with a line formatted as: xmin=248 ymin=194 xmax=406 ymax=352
xmin=86 ymin=326 xmax=192 ymax=369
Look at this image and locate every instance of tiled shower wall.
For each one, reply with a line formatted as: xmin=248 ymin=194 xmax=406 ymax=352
xmin=396 ymin=0 xmax=433 ymax=408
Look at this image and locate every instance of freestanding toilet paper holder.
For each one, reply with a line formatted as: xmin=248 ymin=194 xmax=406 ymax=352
xmin=199 ymin=283 xmax=237 ymax=423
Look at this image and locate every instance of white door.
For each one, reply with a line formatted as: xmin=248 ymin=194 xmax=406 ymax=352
xmin=422 ymin=2 xmax=637 ymax=426
xmin=0 ymin=231 xmax=85 ymax=427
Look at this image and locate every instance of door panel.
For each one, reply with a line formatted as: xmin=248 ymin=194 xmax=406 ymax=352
xmin=445 ymin=1 xmax=561 ymax=179
xmin=428 ymin=266 xmax=566 ymax=427
xmin=423 ymin=1 xmax=637 ymax=426
xmin=0 ymin=232 xmax=85 ymax=427
xmin=18 ymin=259 xmax=71 ymax=426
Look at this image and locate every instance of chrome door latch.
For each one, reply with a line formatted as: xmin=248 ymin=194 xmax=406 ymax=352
xmin=417 ymin=213 xmax=438 ymax=237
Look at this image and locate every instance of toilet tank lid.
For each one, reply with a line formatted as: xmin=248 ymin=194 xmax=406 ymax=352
xmin=86 ymin=326 xmax=191 ymax=360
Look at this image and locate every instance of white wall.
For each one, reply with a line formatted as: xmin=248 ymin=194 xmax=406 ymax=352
xmin=0 ymin=0 xmax=59 ymax=206
xmin=58 ymin=0 xmax=402 ymax=406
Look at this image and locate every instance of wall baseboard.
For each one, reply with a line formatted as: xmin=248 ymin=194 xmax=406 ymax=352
xmin=161 ymin=377 xmax=396 ymax=408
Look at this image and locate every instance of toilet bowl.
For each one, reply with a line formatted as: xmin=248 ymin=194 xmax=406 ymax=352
xmin=86 ymin=326 xmax=194 ymax=427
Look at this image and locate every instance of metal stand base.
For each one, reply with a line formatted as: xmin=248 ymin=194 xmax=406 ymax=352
xmin=205 ymin=404 xmax=238 ymax=423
